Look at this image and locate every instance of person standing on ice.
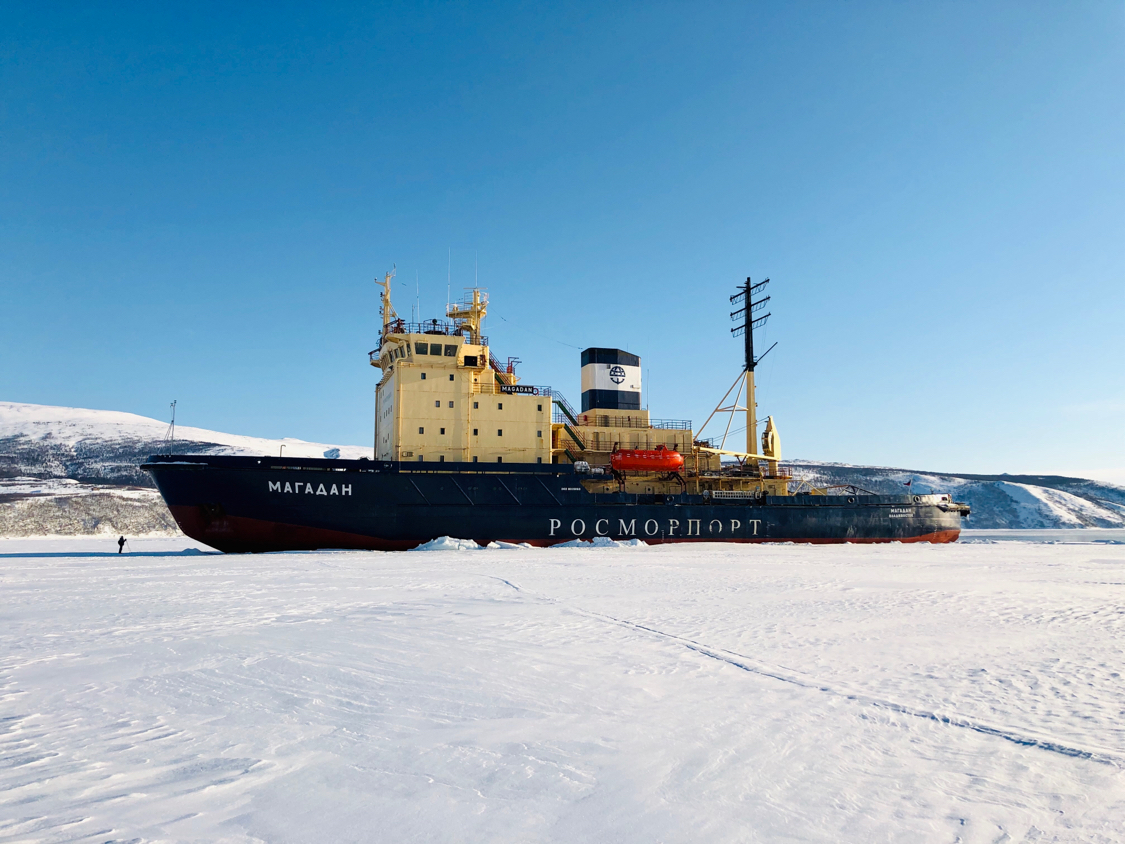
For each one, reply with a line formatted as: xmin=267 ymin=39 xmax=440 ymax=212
xmin=117 ymin=536 xmax=126 ymax=554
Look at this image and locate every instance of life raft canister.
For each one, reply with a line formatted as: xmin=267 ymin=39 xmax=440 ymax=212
xmin=609 ymin=444 xmax=685 ymax=473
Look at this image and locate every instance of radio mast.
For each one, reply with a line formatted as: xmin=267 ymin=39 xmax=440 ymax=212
xmin=730 ymin=277 xmax=770 ymax=468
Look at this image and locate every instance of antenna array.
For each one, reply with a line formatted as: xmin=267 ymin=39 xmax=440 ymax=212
xmin=729 ymin=278 xmax=770 ymax=369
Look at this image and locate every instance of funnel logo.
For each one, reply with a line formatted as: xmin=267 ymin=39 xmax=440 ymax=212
xmin=608 ymin=365 xmax=626 ymax=384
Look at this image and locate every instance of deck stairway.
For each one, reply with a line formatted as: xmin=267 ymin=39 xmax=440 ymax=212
xmin=551 ymin=391 xmax=587 ymax=459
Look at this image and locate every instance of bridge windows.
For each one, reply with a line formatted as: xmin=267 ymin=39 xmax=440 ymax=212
xmin=416 ymin=343 xmax=428 ymax=355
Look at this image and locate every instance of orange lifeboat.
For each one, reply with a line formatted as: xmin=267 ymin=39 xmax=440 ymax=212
xmin=610 ymin=445 xmax=685 ymax=473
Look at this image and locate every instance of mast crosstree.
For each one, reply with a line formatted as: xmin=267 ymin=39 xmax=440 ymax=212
xmin=729 ymin=277 xmax=770 ymax=463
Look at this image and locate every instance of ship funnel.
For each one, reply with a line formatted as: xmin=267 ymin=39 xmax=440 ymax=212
xmin=580 ymin=348 xmax=641 ymax=412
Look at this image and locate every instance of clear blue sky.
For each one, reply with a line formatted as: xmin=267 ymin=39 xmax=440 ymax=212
xmin=3 ymin=2 xmax=1123 ymax=481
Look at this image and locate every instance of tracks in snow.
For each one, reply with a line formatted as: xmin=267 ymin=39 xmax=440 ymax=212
xmin=483 ymin=574 xmax=1123 ymax=769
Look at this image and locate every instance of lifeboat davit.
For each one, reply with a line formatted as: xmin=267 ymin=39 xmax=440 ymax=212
xmin=610 ymin=445 xmax=684 ymax=473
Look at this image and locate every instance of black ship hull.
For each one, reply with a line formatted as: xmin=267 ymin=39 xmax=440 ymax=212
xmin=142 ymin=455 xmax=968 ymax=552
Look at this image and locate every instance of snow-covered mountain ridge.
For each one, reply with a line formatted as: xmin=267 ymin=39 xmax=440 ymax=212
xmin=0 ymin=401 xmax=370 ymax=486
xmin=0 ymin=402 xmax=373 ymax=536
xmin=790 ymin=460 xmax=1125 ymax=529
xmin=2 ymin=402 xmax=1123 ymax=534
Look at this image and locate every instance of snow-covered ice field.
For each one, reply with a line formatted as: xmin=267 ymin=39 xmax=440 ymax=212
xmin=2 ymin=537 xmax=1124 ymax=843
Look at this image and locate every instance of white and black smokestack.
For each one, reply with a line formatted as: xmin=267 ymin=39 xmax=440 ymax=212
xmin=580 ymin=348 xmax=642 ymax=412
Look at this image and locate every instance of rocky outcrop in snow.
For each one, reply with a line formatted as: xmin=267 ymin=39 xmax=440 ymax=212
xmin=0 ymin=478 xmax=180 ymax=537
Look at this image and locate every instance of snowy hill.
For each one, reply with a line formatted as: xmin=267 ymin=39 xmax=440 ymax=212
xmin=0 ymin=402 xmax=371 ymax=486
xmin=3 ymin=402 xmax=1124 ymax=536
xmin=0 ymin=402 xmax=370 ymax=537
xmin=791 ymin=461 xmax=1125 ymax=529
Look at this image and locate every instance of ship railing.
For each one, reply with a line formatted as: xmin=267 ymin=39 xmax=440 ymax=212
xmin=550 ymin=412 xmax=692 ymax=431
xmin=704 ymin=458 xmax=793 ymax=480
xmin=736 ymin=464 xmax=794 ymax=480
xmin=557 ymin=424 xmax=587 ymax=452
xmin=577 ymin=438 xmax=687 ymax=453
xmin=472 ymin=383 xmax=554 ymax=397
xmin=550 ymin=391 xmax=582 ymax=426
xmin=582 ymin=414 xmax=692 ymax=431
xmin=379 ymin=319 xmax=488 ymax=347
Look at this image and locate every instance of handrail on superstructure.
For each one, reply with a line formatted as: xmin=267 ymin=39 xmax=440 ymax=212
xmin=377 ymin=319 xmax=490 ymax=348
xmin=472 ymin=383 xmax=553 ymax=396
xmin=551 ymin=391 xmax=582 ymax=427
xmin=571 ymin=414 xmax=691 ymax=431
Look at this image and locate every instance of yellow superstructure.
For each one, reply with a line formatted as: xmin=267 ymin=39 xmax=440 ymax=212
xmin=370 ymin=286 xmax=550 ymax=464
